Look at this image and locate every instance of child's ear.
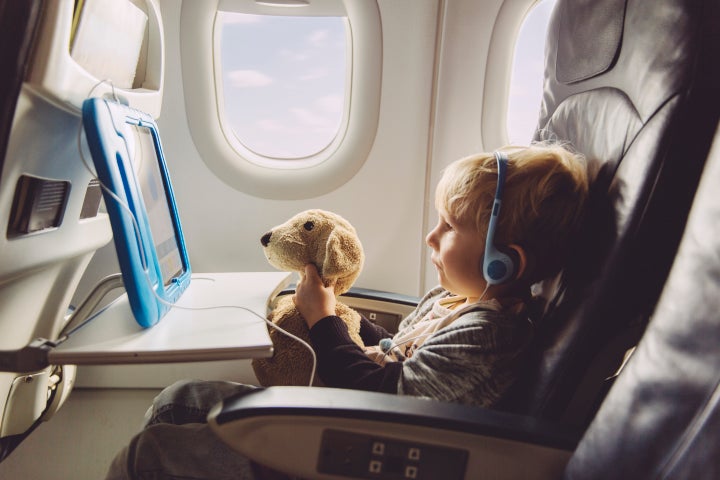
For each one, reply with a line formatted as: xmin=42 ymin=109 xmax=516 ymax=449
xmin=508 ymin=244 xmax=531 ymax=281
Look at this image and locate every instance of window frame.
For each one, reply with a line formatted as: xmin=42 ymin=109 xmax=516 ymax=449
xmin=180 ymin=0 xmax=381 ymax=199
xmin=482 ymin=0 xmax=553 ymax=148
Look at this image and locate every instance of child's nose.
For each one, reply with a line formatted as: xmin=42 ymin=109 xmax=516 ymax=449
xmin=425 ymin=229 xmax=437 ymax=248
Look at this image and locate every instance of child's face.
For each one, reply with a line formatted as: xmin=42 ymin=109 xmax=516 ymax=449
xmin=426 ymin=208 xmax=487 ymax=301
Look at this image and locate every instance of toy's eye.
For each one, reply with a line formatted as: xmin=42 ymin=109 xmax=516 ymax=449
xmin=304 ymin=221 xmax=314 ymax=231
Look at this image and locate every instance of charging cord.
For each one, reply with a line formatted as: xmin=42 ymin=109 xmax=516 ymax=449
xmin=378 ymin=332 xmax=433 ymax=361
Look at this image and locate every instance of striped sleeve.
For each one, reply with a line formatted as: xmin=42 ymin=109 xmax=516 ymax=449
xmin=398 ymin=310 xmax=531 ymax=407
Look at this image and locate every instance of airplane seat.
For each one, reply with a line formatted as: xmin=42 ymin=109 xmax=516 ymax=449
xmin=497 ymin=0 xmax=720 ymax=427
xmin=0 ymin=0 xmax=50 ymax=462
xmin=0 ymin=0 xmax=116 ymax=461
xmin=210 ymin=111 xmax=720 ymax=480
xmin=0 ymin=0 xmax=40 ymax=191
xmin=564 ymin=120 xmax=720 ymax=479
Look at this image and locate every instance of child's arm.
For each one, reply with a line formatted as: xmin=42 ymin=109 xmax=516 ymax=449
xmin=359 ymin=315 xmax=392 ymax=345
xmin=309 ymin=316 xmax=402 ymax=392
xmin=295 ymin=265 xmax=400 ymax=392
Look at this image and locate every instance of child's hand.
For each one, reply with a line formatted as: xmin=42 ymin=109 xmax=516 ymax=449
xmin=293 ymin=264 xmax=337 ymax=328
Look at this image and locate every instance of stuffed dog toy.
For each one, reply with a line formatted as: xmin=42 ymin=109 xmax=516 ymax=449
xmin=252 ymin=209 xmax=365 ymax=386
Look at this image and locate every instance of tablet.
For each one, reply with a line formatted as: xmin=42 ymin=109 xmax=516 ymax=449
xmin=82 ymin=98 xmax=191 ymax=328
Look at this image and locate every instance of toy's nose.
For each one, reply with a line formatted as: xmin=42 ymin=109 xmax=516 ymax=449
xmin=261 ymin=231 xmax=272 ymax=247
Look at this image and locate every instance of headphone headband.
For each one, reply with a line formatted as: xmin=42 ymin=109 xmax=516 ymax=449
xmin=483 ymin=151 xmax=515 ymax=285
xmin=493 ymin=151 xmax=508 ymax=199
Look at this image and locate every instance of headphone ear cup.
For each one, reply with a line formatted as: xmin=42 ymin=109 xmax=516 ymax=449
xmin=483 ymin=246 xmax=516 ymax=285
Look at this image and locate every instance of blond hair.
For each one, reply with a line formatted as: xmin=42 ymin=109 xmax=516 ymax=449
xmin=435 ymin=143 xmax=589 ymax=282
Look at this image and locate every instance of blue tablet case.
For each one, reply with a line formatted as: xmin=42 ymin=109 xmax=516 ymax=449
xmin=82 ymin=98 xmax=191 ymax=328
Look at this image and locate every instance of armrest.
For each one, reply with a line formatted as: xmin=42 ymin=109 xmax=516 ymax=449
xmin=277 ymin=285 xmax=420 ymax=306
xmin=341 ymin=287 xmax=420 ymax=307
xmin=208 ymin=387 xmax=580 ymax=480
xmin=276 ymin=286 xmax=420 ymax=333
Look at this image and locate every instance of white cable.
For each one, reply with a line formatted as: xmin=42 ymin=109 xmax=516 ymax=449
xmin=379 ymin=331 xmax=434 ymax=361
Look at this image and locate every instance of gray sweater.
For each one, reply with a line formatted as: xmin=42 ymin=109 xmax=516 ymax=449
xmin=309 ymin=286 xmax=533 ymax=407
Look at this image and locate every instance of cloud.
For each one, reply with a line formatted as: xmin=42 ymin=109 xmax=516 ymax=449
xmin=298 ymin=68 xmax=329 ymax=81
xmin=220 ymin=13 xmax=263 ymax=25
xmin=307 ymin=29 xmax=329 ymax=47
xmin=227 ymin=70 xmax=274 ymax=88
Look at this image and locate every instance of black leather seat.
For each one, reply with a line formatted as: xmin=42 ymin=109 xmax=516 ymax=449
xmin=0 ymin=0 xmax=42 ymax=184
xmin=565 ymin=122 xmax=720 ymax=479
xmin=499 ymin=0 xmax=720 ymax=426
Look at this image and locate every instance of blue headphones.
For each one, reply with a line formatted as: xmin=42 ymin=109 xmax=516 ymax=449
xmin=482 ymin=151 xmax=517 ymax=285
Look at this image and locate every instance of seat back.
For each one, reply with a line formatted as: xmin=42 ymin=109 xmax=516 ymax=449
xmin=0 ymin=1 xmax=42 ymax=184
xmin=0 ymin=0 xmax=114 ymax=461
xmin=0 ymin=0 xmax=45 ymax=462
xmin=565 ymin=122 xmax=720 ymax=479
xmin=499 ymin=0 xmax=720 ymax=426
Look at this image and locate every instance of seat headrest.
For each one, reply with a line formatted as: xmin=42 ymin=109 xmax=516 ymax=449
xmin=556 ymin=0 xmax=625 ymax=83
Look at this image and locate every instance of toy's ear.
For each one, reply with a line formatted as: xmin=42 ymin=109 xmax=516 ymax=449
xmin=322 ymin=226 xmax=364 ymax=294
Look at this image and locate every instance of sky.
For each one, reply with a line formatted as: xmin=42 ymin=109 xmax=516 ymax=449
xmin=219 ymin=13 xmax=346 ymax=159
xmin=507 ymin=0 xmax=556 ymax=145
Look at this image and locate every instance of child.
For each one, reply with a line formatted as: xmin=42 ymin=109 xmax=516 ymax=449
xmin=294 ymin=143 xmax=588 ymax=406
xmin=106 ymin=143 xmax=589 ymax=479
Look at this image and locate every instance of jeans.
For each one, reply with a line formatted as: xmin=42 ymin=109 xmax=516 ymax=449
xmin=105 ymin=380 xmax=292 ymax=480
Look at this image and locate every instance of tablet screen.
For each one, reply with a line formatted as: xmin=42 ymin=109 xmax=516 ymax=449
xmin=132 ymin=124 xmax=184 ymax=286
xmin=82 ymin=98 xmax=191 ymax=328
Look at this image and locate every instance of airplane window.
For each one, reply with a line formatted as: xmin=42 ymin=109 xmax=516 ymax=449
xmin=506 ymin=0 xmax=557 ymax=145
xmin=216 ymin=12 xmax=348 ymax=163
xmin=182 ymin=2 xmax=380 ymax=198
